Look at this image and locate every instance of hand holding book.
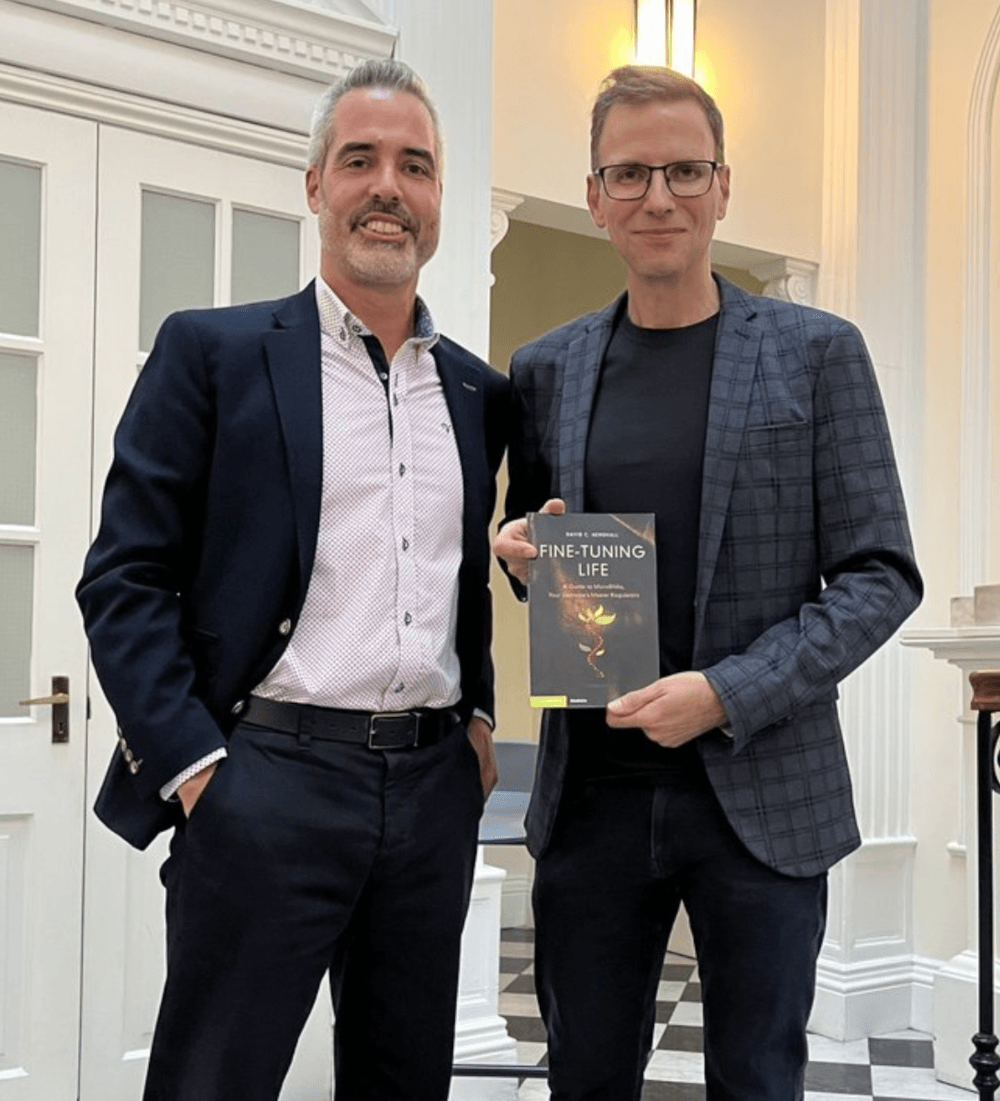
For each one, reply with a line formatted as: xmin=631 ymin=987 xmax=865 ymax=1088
xmin=493 ymin=497 xmax=566 ymax=585
xmin=607 ymin=670 xmax=727 ymax=746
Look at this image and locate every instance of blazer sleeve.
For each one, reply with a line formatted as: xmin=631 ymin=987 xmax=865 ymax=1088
xmin=701 ymin=319 xmax=923 ymax=749
xmin=76 ymin=311 xmax=228 ymax=799
xmin=498 ymin=345 xmax=564 ymax=602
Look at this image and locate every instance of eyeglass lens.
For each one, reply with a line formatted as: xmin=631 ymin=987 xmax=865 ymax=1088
xmin=602 ymin=161 xmax=715 ymax=199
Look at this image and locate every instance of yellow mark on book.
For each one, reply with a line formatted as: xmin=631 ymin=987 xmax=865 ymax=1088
xmin=530 ymin=695 xmax=568 ymax=708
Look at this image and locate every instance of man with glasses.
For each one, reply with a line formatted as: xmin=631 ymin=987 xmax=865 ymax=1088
xmin=494 ymin=65 xmax=921 ymax=1101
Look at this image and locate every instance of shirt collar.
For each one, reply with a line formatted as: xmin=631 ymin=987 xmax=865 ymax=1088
xmin=314 ymin=276 xmax=439 ymax=351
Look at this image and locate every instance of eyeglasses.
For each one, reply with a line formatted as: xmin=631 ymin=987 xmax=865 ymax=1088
xmin=595 ymin=160 xmax=719 ymax=201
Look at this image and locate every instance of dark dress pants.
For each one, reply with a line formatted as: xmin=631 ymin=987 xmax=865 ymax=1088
xmin=142 ymin=719 xmax=484 ymax=1101
xmin=533 ymin=773 xmax=828 ymax=1101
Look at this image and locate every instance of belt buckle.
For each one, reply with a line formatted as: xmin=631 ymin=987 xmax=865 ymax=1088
xmin=368 ymin=711 xmax=419 ymax=750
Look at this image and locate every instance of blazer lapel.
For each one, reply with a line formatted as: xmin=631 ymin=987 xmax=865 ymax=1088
xmin=433 ymin=341 xmax=487 ymax=548
xmin=692 ymin=277 xmax=763 ymax=657
xmin=557 ymin=295 xmax=624 ymax=510
xmin=263 ymin=284 xmax=324 ymax=589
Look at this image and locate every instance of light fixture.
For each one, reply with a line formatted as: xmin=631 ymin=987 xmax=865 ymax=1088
xmin=634 ymin=0 xmax=697 ymax=77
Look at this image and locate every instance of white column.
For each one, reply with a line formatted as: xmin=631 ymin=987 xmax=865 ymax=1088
xmin=903 ymin=597 xmax=1000 ymax=1090
xmin=809 ymin=0 xmax=927 ymax=1041
xmin=389 ymin=5 xmax=520 ymax=1094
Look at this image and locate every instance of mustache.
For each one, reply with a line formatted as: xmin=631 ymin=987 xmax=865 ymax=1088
xmin=350 ymin=198 xmax=417 ymax=234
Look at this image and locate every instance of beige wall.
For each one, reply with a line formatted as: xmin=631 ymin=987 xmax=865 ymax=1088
xmin=493 ymin=0 xmax=827 ymax=262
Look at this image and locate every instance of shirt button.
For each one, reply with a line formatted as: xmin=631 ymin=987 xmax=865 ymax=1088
xmin=404 ymin=612 xmax=412 ymax=626
xmin=399 ymin=463 xmax=406 ymax=477
xmin=401 ymin=537 xmax=409 ymax=551
xmin=351 ymin=321 xmax=363 ymax=334
xmin=278 ymin=618 xmax=292 ymax=636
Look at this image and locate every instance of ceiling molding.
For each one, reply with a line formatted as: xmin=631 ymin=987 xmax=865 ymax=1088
xmin=12 ymin=0 xmax=396 ymax=80
xmin=0 ymin=61 xmax=308 ymax=166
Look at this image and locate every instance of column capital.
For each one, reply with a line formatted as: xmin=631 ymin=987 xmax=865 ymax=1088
xmin=750 ymin=257 xmax=818 ymax=305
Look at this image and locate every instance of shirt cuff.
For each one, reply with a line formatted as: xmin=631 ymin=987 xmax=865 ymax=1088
xmin=160 ymin=748 xmax=228 ymax=802
xmin=472 ymin=708 xmax=495 ymax=731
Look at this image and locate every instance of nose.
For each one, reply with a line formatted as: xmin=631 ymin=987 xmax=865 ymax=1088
xmin=643 ymin=168 xmax=677 ymax=213
xmin=368 ymin=159 xmax=402 ymax=202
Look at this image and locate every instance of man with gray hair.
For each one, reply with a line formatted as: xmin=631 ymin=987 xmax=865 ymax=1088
xmin=78 ymin=58 xmax=506 ymax=1101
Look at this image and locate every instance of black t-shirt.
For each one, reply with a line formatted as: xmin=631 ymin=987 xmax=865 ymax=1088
xmin=568 ymin=307 xmax=718 ymax=783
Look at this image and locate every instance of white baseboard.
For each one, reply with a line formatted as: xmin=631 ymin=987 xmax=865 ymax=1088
xmin=810 ymin=953 xmax=943 ymax=1042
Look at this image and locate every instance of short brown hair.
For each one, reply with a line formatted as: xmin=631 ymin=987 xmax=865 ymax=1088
xmin=590 ymin=66 xmax=725 ymax=170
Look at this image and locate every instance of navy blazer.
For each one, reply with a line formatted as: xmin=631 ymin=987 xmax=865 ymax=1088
xmin=79 ymin=283 xmax=508 ymax=850
xmin=505 ymin=276 xmax=922 ymax=877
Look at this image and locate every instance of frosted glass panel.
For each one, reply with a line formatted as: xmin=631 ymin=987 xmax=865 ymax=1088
xmin=0 ymin=354 xmax=37 ymax=526
xmin=232 ymin=209 xmax=300 ymax=305
xmin=0 ymin=545 xmax=33 ymax=717
xmin=140 ymin=191 xmax=215 ymax=352
xmin=0 ymin=161 xmax=41 ymax=337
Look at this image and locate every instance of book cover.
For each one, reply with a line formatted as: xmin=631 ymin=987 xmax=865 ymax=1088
xmin=527 ymin=512 xmax=659 ymax=708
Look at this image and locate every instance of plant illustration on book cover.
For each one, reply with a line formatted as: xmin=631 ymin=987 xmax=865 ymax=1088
xmin=527 ymin=512 xmax=659 ymax=708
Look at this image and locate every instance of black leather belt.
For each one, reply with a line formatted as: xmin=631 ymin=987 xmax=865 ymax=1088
xmin=242 ymin=696 xmax=460 ymax=750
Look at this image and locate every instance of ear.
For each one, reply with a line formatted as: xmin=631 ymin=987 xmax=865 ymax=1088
xmin=586 ymin=174 xmax=607 ymax=230
xmin=715 ymin=163 xmax=731 ymax=222
xmin=305 ymin=164 xmax=322 ymax=215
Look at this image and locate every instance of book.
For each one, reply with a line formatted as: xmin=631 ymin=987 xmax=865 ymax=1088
xmin=526 ymin=512 xmax=659 ymax=708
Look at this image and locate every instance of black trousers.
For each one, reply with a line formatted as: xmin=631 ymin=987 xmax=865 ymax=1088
xmin=142 ymin=720 xmax=484 ymax=1101
xmin=533 ymin=775 xmax=828 ymax=1101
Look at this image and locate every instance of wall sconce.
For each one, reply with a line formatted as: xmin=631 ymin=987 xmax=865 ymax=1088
xmin=635 ymin=0 xmax=697 ymax=77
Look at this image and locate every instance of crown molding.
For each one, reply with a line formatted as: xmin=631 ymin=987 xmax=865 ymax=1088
xmin=0 ymin=61 xmax=308 ymax=166
xmin=11 ymin=0 xmax=396 ymax=80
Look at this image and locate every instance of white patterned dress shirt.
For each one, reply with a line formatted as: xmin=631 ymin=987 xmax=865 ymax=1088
xmin=162 ymin=278 xmax=467 ymax=799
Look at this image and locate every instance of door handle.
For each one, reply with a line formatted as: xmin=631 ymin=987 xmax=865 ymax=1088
xmin=19 ymin=676 xmax=70 ymax=743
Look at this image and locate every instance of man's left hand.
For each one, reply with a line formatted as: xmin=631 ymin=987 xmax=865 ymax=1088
xmin=467 ymin=716 xmax=499 ymax=796
xmin=606 ymin=671 xmax=727 ymax=748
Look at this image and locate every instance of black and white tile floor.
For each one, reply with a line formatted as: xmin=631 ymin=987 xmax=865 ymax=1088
xmin=498 ymin=928 xmax=972 ymax=1101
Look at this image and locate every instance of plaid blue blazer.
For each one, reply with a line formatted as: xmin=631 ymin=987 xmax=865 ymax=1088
xmin=505 ymin=276 xmax=922 ymax=877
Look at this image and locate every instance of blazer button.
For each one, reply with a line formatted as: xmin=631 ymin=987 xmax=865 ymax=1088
xmin=278 ymin=618 xmax=292 ymax=636
xmin=124 ymin=748 xmax=134 ymax=763
xmin=231 ymin=700 xmax=245 ymax=716
xmin=129 ymin=759 xmax=141 ymax=775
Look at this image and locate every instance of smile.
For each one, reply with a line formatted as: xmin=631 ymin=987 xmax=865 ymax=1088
xmin=359 ymin=218 xmax=409 ymax=238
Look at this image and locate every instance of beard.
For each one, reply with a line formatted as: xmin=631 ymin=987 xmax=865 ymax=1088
xmin=320 ymin=197 xmax=439 ymax=288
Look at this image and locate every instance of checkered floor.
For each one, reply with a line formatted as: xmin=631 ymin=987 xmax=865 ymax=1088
xmin=499 ymin=928 xmax=972 ymax=1100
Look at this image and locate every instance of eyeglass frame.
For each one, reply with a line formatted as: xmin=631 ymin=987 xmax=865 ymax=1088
xmin=594 ymin=160 xmax=721 ymax=201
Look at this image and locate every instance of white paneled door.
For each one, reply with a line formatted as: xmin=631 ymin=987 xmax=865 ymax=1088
xmin=0 ymin=103 xmax=326 ymax=1101
xmin=0 ymin=100 xmax=96 ymax=1101
xmin=82 ymin=126 xmax=324 ymax=1101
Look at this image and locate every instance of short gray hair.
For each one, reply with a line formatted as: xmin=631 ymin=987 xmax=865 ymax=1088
xmin=307 ymin=59 xmax=442 ymax=171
